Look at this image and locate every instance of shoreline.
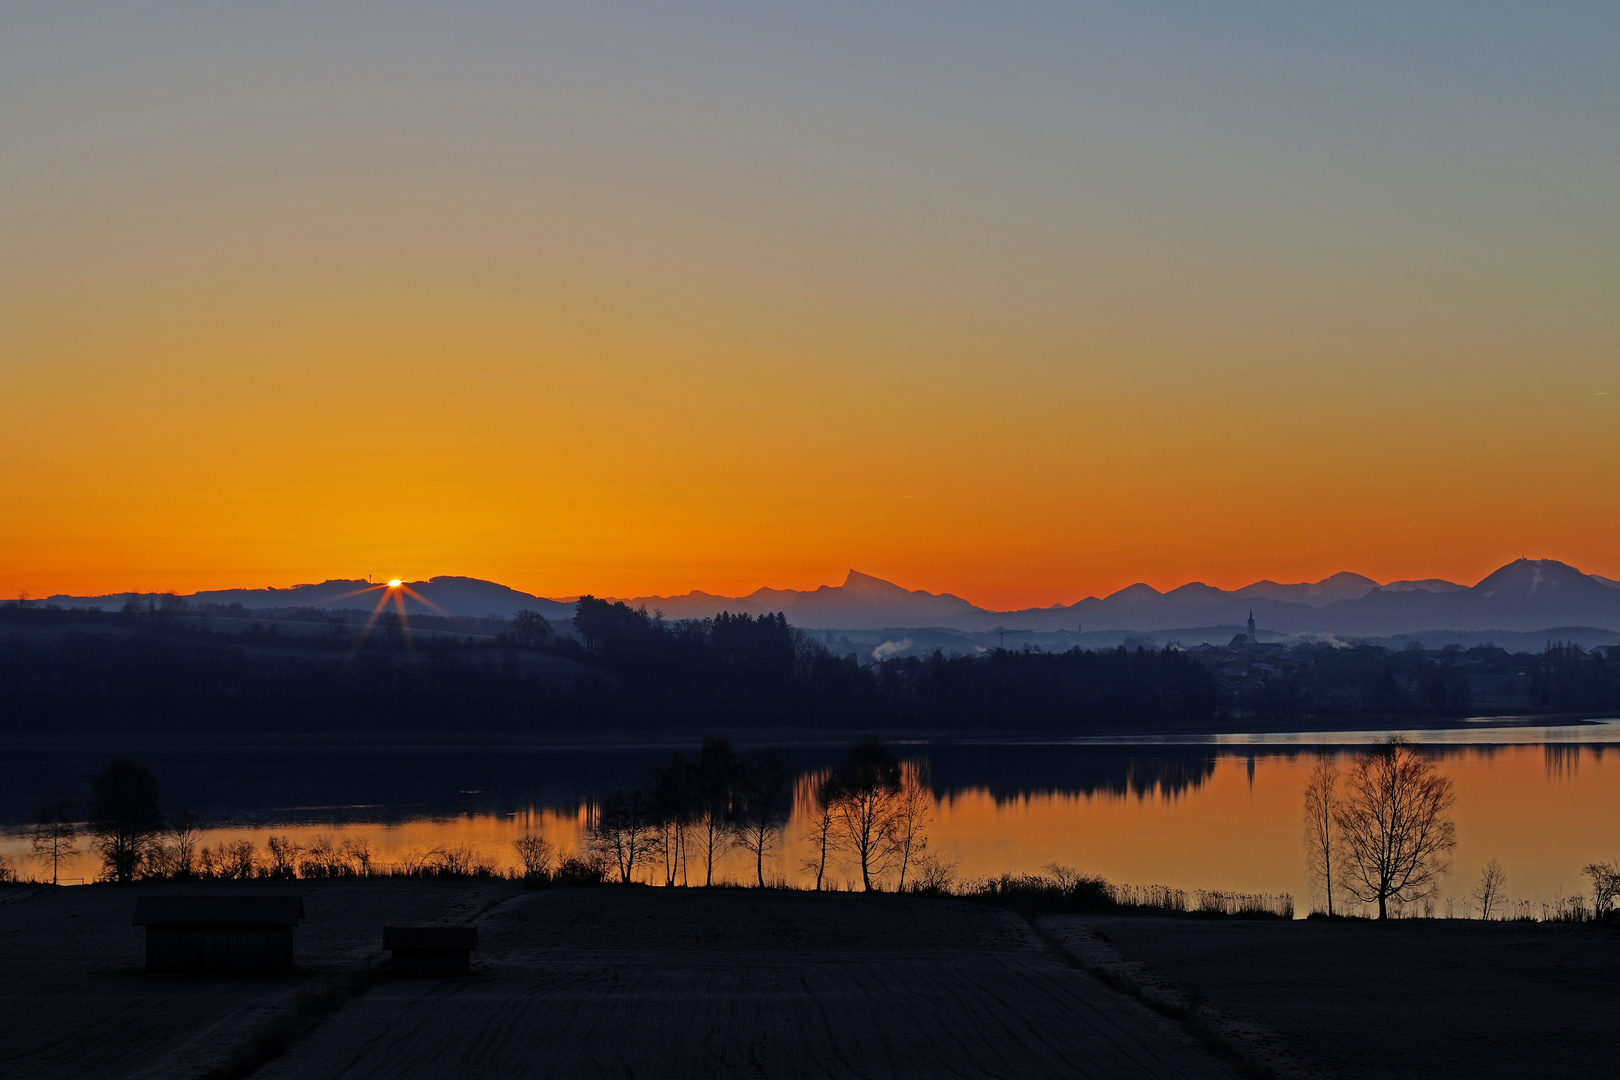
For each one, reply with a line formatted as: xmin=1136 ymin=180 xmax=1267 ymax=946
xmin=2 ymin=712 xmax=1616 ymax=754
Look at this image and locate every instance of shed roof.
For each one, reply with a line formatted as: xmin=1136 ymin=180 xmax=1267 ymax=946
xmin=132 ymin=895 xmax=305 ymax=927
xmin=383 ymin=926 xmax=478 ymax=950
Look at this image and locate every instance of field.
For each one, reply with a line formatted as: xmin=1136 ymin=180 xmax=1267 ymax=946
xmin=3 ymin=881 xmax=1617 ymax=1079
xmin=1045 ymin=914 xmax=1620 ymax=1080
xmin=0 ymin=879 xmax=514 ymax=1080
xmin=2 ymin=881 xmax=1228 ymax=1080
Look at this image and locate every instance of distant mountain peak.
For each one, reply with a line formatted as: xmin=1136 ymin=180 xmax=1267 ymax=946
xmin=839 ymin=569 xmax=911 ymax=595
xmin=1107 ymin=583 xmax=1164 ymax=601
xmin=1472 ymin=558 xmax=1593 ymax=597
xmin=35 ymin=556 xmax=1618 ymax=637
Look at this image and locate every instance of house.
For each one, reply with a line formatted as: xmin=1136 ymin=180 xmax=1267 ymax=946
xmin=132 ymin=895 xmax=304 ymax=974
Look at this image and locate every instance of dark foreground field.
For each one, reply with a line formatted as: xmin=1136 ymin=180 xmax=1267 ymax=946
xmin=2 ymin=883 xmax=1615 ymax=1080
xmin=1045 ymin=914 xmax=1620 ymax=1080
xmin=2 ymin=881 xmax=1228 ymax=1080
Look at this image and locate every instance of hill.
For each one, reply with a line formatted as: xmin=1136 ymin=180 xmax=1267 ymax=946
xmin=39 ymin=559 xmax=1620 ymax=639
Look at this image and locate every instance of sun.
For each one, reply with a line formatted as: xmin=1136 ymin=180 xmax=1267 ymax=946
xmin=387 ymin=579 xmax=403 ymax=588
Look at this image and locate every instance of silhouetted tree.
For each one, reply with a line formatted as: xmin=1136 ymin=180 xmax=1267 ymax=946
xmin=343 ymin=835 xmax=375 ymax=876
xmin=222 ymin=838 xmax=259 ymax=879
xmin=1473 ymin=858 xmax=1506 ymax=920
xmin=828 ymin=739 xmax=904 ymax=891
xmin=800 ymin=772 xmax=839 ymax=891
xmin=573 ymin=596 xmax=652 ymax=657
xmin=1583 ymin=860 xmax=1619 ymax=921
xmin=693 ymin=737 xmax=742 ymax=886
xmin=170 ymin=808 xmax=200 ymax=879
xmin=512 ymin=832 xmax=554 ymax=880
xmin=89 ymin=758 xmax=164 ymax=884
xmin=266 ymin=834 xmax=300 ymax=878
xmin=512 ymin=609 xmax=553 ymax=648
xmin=592 ymin=790 xmax=657 ymax=884
xmin=31 ymin=790 xmax=78 ymax=885
xmin=1301 ymin=755 xmax=1340 ymax=916
xmin=651 ymin=752 xmax=697 ymax=886
xmin=887 ymin=764 xmax=932 ymax=892
xmin=735 ymin=749 xmax=793 ymax=887
xmin=1334 ymin=738 xmax=1456 ymax=918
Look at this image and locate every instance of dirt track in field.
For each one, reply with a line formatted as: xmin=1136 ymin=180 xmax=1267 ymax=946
xmin=253 ymin=889 xmax=1233 ymax=1080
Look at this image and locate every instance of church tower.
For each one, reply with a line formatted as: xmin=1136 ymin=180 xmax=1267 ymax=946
xmin=1246 ymin=609 xmax=1256 ymax=645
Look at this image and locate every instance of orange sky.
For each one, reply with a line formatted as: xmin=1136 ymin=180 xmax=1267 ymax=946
xmin=2 ymin=6 xmax=1616 ymax=610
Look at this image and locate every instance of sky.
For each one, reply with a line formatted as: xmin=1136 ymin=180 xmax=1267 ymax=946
xmin=2 ymin=1 xmax=1616 ymax=609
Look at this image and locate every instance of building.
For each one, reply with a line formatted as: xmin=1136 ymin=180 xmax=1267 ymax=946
xmin=131 ymin=895 xmax=304 ymax=974
xmin=1228 ymin=610 xmax=1259 ymax=649
xmin=384 ymin=926 xmax=478 ymax=976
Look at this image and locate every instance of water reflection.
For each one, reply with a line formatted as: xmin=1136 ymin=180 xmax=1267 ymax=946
xmin=0 ymin=743 xmax=1233 ymax=829
xmin=918 ymin=744 xmax=1216 ymax=805
xmin=3 ymin=733 xmax=1618 ymax=911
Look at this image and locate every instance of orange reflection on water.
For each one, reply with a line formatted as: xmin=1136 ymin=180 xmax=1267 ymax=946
xmin=6 ymin=746 xmax=1618 ymax=913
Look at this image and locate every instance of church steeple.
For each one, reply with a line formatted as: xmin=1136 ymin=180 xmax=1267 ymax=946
xmin=1246 ymin=609 xmax=1256 ymax=644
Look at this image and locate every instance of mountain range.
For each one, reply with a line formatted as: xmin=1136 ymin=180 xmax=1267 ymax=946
xmin=40 ymin=559 xmax=1620 ymax=640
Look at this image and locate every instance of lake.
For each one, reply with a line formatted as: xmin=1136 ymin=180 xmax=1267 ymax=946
xmin=4 ymin=720 xmax=1618 ymax=915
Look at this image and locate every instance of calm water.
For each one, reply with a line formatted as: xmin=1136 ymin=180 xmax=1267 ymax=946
xmin=4 ymin=722 xmax=1618 ymax=914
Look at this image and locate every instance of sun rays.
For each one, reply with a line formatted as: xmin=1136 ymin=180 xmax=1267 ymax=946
xmin=323 ymin=578 xmax=458 ymax=654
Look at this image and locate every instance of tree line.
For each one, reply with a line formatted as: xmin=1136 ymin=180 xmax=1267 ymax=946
xmin=9 ymin=741 xmax=944 ymax=893
xmin=0 ymin=602 xmax=1219 ymax=732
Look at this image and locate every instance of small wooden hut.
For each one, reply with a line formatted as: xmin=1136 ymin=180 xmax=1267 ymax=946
xmin=383 ymin=926 xmax=478 ymax=976
xmin=132 ymin=895 xmax=304 ymax=974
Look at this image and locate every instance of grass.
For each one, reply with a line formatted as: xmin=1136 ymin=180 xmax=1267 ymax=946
xmin=962 ymin=865 xmax=1294 ymax=920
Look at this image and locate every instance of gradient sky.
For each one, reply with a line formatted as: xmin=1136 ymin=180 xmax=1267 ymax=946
xmin=3 ymin=2 xmax=1616 ymax=608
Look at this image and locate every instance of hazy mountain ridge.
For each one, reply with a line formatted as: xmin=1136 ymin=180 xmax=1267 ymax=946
xmin=40 ymin=559 xmax=1620 ymax=638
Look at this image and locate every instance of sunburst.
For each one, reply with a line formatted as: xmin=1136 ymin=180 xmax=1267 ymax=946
xmin=324 ymin=578 xmax=457 ymax=654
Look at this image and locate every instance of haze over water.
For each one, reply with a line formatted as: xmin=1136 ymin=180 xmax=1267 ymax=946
xmin=7 ymin=724 xmax=1617 ymax=914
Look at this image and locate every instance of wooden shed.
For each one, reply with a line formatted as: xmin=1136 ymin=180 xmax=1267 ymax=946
xmin=383 ymin=926 xmax=478 ymax=976
xmin=132 ymin=895 xmax=304 ymax=974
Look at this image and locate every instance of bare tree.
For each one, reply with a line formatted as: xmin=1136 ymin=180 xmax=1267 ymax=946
xmin=800 ymin=772 xmax=839 ymax=891
xmin=1583 ymin=860 xmax=1620 ymax=921
xmin=299 ymin=834 xmax=349 ymax=878
xmin=512 ymin=832 xmax=554 ymax=880
xmin=32 ymin=790 xmax=78 ymax=885
xmin=907 ymin=852 xmax=958 ymax=894
xmin=652 ymin=752 xmax=697 ymax=886
xmin=1301 ymin=755 xmax=1340 ymax=916
xmin=1473 ymin=858 xmax=1507 ymax=920
xmin=432 ymin=844 xmax=494 ymax=876
xmin=1334 ymin=738 xmax=1457 ymax=919
xmin=224 ymin=838 xmax=259 ymax=878
xmin=266 ymin=834 xmax=301 ymax=878
xmin=170 ymin=809 xmax=200 ymax=879
xmin=343 ymin=835 xmax=375 ymax=876
xmin=735 ymin=750 xmax=793 ymax=887
xmin=692 ymin=737 xmax=742 ymax=886
xmin=89 ymin=758 xmax=165 ymax=884
xmin=196 ymin=844 xmax=220 ymax=878
xmin=886 ymin=763 xmax=932 ymax=892
xmin=827 ymin=740 xmax=903 ymax=891
xmin=592 ymin=790 xmax=657 ymax=884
